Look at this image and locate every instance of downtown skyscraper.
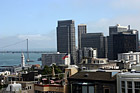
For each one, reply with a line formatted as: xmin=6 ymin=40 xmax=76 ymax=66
xmin=57 ymin=20 xmax=76 ymax=64
xmin=78 ymin=24 xmax=87 ymax=49
xmin=107 ymin=24 xmax=139 ymax=60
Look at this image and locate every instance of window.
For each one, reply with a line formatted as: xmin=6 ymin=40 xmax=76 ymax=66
xmin=135 ymin=82 xmax=140 ymax=88
xmin=121 ymin=81 xmax=125 ymax=93
xmin=89 ymin=86 xmax=94 ymax=93
xmin=82 ymin=86 xmax=87 ymax=93
xmin=72 ymin=85 xmax=94 ymax=93
xmin=128 ymin=81 xmax=132 ymax=88
xmin=127 ymin=81 xmax=132 ymax=93
xmin=135 ymin=82 xmax=140 ymax=93
xmin=104 ymin=88 xmax=110 ymax=93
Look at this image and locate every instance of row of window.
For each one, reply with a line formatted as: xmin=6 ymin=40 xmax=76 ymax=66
xmin=121 ymin=81 xmax=140 ymax=93
xmin=72 ymin=85 xmax=110 ymax=93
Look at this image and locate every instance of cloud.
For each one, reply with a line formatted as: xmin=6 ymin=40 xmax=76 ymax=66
xmin=87 ymin=15 xmax=140 ymax=36
xmin=17 ymin=34 xmax=52 ymax=41
xmin=110 ymin=0 xmax=140 ymax=10
xmin=0 ymin=32 xmax=56 ymax=51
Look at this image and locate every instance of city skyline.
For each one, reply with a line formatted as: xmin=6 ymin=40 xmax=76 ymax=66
xmin=0 ymin=0 xmax=140 ymax=50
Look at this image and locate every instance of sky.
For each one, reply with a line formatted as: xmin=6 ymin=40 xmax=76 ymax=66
xmin=0 ymin=0 xmax=140 ymax=51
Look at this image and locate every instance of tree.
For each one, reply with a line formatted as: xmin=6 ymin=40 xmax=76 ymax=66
xmin=42 ymin=65 xmax=62 ymax=75
xmin=42 ymin=65 xmax=52 ymax=75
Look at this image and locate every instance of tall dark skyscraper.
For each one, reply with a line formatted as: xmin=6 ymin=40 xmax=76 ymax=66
xmin=107 ymin=24 xmax=139 ymax=60
xmin=81 ymin=33 xmax=107 ymax=58
xmin=78 ymin=24 xmax=87 ymax=49
xmin=107 ymin=24 xmax=128 ymax=60
xmin=57 ymin=20 xmax=76 ymax=64
xmin=112 ymin=30 xmax=139 ymax=60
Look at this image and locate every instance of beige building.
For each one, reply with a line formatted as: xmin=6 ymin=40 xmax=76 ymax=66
xmin=34 ymin=65 xmax=78 ymax=93
xmin=78 ymin=58 xmax=119 ymax=70
xmin=34 ymin=84 xmax=64 ymax=93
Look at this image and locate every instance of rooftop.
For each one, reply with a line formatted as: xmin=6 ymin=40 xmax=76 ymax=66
xmin=68 ymin=71 xmax=116 ymax=81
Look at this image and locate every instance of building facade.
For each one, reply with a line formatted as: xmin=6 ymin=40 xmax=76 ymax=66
xmin=42 ymin=53 xmax=70 ymax=67
xmin=77 ymin=47 xmax=97 ymax=63
xmin=113 ymin=30 xmax=139 ymax=60
xmin=78 ymin=24 xmax=87 ymax=49
xmin=108 ymin=24 xmax=139 ymax=60
xmin=57 ymin=20 xmax=76 ymax=64
xmin=108 ymin=24 xmax=128 ymax=60
xmin=68 ymin=71 xmax=117 ymax=93
xmin=81 ymin=33 xmax=107 ymax=58
xmin=118 ymin=51 xmax=140 ymax=64
xmin=118 ymin=51 xmax=140 ymax=69
xmin=117 ymin=72 xmax=140 ymax=93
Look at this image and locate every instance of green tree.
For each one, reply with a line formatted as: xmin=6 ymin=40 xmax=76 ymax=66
xmin=54 ymin=65 xmax=62 ymax=74
xmin=42 ymin=65 xmax=52 ymax=75
xmin=42 ymin=65 xmax=62 ymax=75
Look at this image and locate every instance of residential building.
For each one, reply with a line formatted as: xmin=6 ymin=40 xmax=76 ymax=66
xmin=57 ymin=20 xmax=76 ymax=64
xmin=34 ymin=84 xmax=64 ymax=93
xmin=117 ymin=72 xmax=140 ymax=93
xmin=0 ymin=71 xmax=10 ymax=76
xmin=78 ymin=24 xmax=87 ymax=49
xmin=81 ymin=33 xmax=107 ymax=58
xmin=6 ymin=82 xmax=22 ymax=92
xmin=118 ymin=51 xmax=140 ymax=69
xmin=68 ymin=71 xmax=117 ymax=93
xmin=78 ymin=58 xmax=119 ymax=70
xmin=34 ymin=65 xmax=78 ymax=93
xmin=22 ymin=71 xmax=39 ymax=81
xmin=42 ymin=53 xmax=70 ymax=67
xmin=4 ymin=81 xmax=34 ymax=93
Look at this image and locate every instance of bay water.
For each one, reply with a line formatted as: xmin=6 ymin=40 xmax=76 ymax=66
xmin=0 ymin=53 xmax=43 ymax=66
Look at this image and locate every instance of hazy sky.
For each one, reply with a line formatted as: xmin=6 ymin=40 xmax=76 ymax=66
xmin=0 ymin=0 xmax=140 ymax=50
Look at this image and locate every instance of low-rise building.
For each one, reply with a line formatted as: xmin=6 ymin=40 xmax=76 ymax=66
xmin=0 ymin=71 xmax=10 ymax=76
xmin=117 ymin=71 xmax=140 ymax=93
xmin=68 ymin=71 xmax=117 ymax=93
xmin=42 ymin=52 xmax=70 ymax=67
xmin=4 ymin=81 xmax=34 ymax=93
xmin=78 ymin=58 xmax=119 ymax=70
xmin=34 ymin=65 xmax=78 ymax=93
xmin=6 ymin=82 xmax=22 ymax=93
xmin=77 ymin=47 xmax=97 ymax=63
xmin=118 ymin=51 xmax=140 ymax=64
xmin=22 ymin=71 xmax=39 ymax=81
xmin=118 ymin=51 xmax=140 ymax=69
xmin=34 ymin=84 xmax=64 ymax=93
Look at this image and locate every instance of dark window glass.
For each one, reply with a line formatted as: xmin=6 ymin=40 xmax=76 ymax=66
xmin=135 ymin=82 xmax=140 ymax=88
xmin=121 ymin=81 xmax=125 ymax=88
xmin=122 ymin=88 xmax=125 ymax=93
xmin=128 ymin=81 xmax=132 ymax=88
xmin=128 ymin=89 xmax=132 ymax=93
xmin=104 ymin=88 xmax=110 ymax=93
